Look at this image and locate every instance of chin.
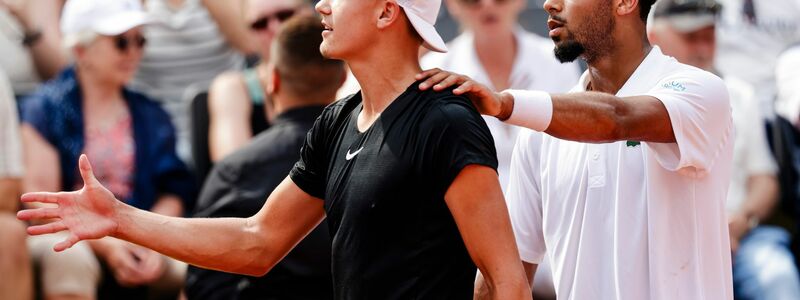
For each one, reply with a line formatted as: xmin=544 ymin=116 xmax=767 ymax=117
xmin=319 ymin=43 xmax=343 ymax=60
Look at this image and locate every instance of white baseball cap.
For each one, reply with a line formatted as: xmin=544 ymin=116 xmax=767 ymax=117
xmin=61 ymin=0 xmax=152 ymax=36
xmin=397 ymin=0 xmax=448 ymax=53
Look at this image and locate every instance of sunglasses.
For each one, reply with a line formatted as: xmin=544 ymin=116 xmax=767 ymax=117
xmin=114 ymin=34 xmax=146 ymax=52
xmin=250 ymin=9 xmax=297 ymax=31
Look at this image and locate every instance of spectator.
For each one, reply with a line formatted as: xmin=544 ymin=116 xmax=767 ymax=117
xmin=775 ymin=44 xmax=800 ymax=126
xmin=0 ymin=0 xmax=68 ymax=98
xmin=649 ymin=1 xmax=800 ymax=299
xmin=186 ymin=16 xmax=344 ymax=300
xmin=715 ymin=0 xmax=800 ymax=120
xmin=207 ymin=0 xmax=313 ymax=162
xmin=19 ymin=0 xmax=195 ymax=299
xmin=0 ymin=69 xmax=32 ymax=300
xmin=421 ymin=0 xmax=579 ymax=192
xmin=132 ymin=0 xmax=258 ymax=164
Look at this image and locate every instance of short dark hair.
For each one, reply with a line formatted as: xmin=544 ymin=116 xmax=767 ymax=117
xmin=271 ymin=16 xmax=345 ymax=98
xmin=640 ymin=0 xmax=657 ymax=22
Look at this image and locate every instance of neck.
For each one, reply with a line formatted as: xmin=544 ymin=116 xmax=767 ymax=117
xmin=76 ymin=66 xmax=125 ymax=110
xmin=268 ymin=92 xmax=334 ymax=121
xmin=346 ymin=41 xmax=422 ymax=117
xmin=472 ymin=27 xmax=516 ymax=52
xmin=586 ymin=30 xmax=651 ymax=94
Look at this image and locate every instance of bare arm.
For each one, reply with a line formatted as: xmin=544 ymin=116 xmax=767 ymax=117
xmin=741 ymin=174 xmax=779 ymax=221
xmin=1 ymin=0 xmax=68 ymax=80
xmin=544 ymin=93 xmax=675 ymax=143
xmin=18 ymin=155 xmax=325 ymax=276
xmin=416 ymin=69 xmax=675 ymax=144
xmin=20 ymin=124 xmax=61 ymax=193
xmin=208 ymin=72 xmax=255 ymax=161
xmin=445 ymin=165 xmax=530 ymax=300
xmin=201 ymin=0 xmax=256 ymax=55
xmin=0 ymin=178 xmax=21 ymax=212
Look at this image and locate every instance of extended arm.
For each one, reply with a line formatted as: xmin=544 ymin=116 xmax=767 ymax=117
xmin=416 ymin=69 xmax=675 ymax=144
xmin=18 ymin=155 xmax=325 ymax=276
xmin=445 ymin=165 xmax=530 ymax=300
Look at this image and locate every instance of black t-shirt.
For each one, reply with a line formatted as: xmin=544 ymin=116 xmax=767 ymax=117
xmin=289 ymin=81 xmax=498 ymax=299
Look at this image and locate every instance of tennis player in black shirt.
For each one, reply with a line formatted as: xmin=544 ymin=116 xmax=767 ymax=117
xmin=17 ymin=0 xmax=531 ymax=298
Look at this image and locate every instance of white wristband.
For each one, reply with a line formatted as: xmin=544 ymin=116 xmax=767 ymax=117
xmin=504 ymin=90 xmax=553 ymax=132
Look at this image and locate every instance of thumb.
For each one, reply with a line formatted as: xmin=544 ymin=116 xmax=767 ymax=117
xmin=79 ymin=154 xmax=100 ymax=186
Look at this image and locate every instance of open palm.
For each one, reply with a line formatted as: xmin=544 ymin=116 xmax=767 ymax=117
xmin=17 ymin=155 xmax=121 ymax=252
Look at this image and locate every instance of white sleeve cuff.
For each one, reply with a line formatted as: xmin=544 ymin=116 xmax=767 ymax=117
xmin=504 ymin=90 xmax=553 ymax=132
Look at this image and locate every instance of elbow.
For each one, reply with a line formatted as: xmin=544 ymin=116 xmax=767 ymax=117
xmin=240 ymin=262 xmax=272 ymax=277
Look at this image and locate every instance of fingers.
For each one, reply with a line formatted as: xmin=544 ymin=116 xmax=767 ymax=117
xmin=17 ymin=207 xmax=61 ymax=222
xmin=27 ymin=221 xmax=68 ymax=235
xmin=53 ymin=233 xmax=80 ymax=252
xmin=418 ymin=71 xmax=452 ymax=90
xmin=453 ymin=81 xmax=476 ymax=95
xmin=78 ymin=154 xmax=100 ymax=187
xmin=20 ymin=192 xmax=63 ymax=204
xmin=415 ymin=68 xmax=442 ymax=81
xmin=432 ymin=74 xmax=466 ymax=91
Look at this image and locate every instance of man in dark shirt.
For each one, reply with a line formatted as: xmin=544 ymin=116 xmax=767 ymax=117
xmin=184 ymin=17 xmax=344 ymax=300
xmin=18 ymin=0 xmax=531 ymax=299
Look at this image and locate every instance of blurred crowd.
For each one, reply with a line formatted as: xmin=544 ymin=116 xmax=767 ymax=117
xmin=0 ymin=0 xmax=799 ymax=299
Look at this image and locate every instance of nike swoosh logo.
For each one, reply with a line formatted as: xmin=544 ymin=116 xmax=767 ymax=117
xmin=346 ymin=147 xmax=364 ymax=161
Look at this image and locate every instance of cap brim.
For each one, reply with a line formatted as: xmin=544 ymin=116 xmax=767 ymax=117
xmin=664 ymin=14 xmax=716 ymax=33
xmin=93 ymin=12 xmax=153 ymax=36
xmin=405 ymin=11 xmax=447 ymax=53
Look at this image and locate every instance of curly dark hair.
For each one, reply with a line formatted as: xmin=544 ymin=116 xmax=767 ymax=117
xmin=640 ymin=0 xmax=657 ymax=22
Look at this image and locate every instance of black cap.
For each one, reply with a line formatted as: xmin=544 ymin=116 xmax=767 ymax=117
xmin=653 ymin=0 xmax=722 ymax=32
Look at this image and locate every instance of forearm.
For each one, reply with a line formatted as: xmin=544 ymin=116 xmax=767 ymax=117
xmin=151 ymin=194 xmax=184 ymax=217
xmin=28 ymin=37 xmax=68 ymax=80
xmin=113 ymin=203 xmax=269 ymax=275
xmin=741 ymin=174 xmax=779 ymax=220
xmin=0 ymin=178 xmax=22 ymax=212
xmin=201 ymin=0 xmax=256 ymax=54
xmin=502 ymin=91 xmax=674 ymax=143
xmin=474 ymin=271 xmax=530 ymax=300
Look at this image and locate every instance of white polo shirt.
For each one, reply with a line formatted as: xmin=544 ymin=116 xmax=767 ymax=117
xmin=420 ymin=28 xmax=580 ymax=191
xmin=506 ymin=47 xmax=734 ymax=299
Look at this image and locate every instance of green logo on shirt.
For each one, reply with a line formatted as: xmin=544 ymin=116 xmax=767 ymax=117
xmin=627 ymin=141 xmax=641 ymax=147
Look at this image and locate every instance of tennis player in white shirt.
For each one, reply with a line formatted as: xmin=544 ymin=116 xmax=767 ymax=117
xmin=418 ymin=0 xmax=735 ymax=299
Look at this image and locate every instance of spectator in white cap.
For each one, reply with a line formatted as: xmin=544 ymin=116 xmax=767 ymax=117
xmin=17 ymin=0 xmax=531 ymax=299
xmin=18 ymin=0 xmax=196 ymax=299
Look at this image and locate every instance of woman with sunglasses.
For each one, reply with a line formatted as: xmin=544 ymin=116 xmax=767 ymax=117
xmin=206 ymin=0 xmax=312 ymax=165
xmin=18 ymin=1 xmax=195 ymax=299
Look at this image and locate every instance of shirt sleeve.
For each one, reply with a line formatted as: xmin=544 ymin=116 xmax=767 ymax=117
xmin=0 ymin=72 xmax=23 ymax=178
xmin=506 ymin=129 xmax=546 ymax=264
xmin=426 ymin=97 xmax=498 ymax=189
xmin=645 ymin=70 xmax=733 ymax=178
xmin=290 ymin=113 xmax=328 ymax=199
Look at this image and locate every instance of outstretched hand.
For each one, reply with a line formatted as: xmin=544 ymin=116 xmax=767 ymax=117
xmin=17 ymin=154 xmax=121 ymax=252
xmin=416 ymin=68 xmax=512 ymax=119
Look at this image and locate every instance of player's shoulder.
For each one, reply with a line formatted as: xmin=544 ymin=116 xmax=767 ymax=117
xmin=419 ymin=87 xmax=481 ymax=121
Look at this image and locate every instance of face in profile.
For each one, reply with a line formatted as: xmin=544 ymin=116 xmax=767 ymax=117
xmin=544 ymin=0 xmax=616 ymax=63
xmin=447 ymin=0 xmax=525 ymax=36
xmin=315 ymin=0 xmax=382 ymax=60
xmin=78 ymin=27 xmax=145 ymax=86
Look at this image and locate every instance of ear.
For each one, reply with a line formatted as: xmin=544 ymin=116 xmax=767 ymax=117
xmin=615 ymin=0 xmax=639 ymax=18
xmin=266 ymin=64 xmax=280 ymax=96
xmin=376 ymin=0 xmax=402 ymax=30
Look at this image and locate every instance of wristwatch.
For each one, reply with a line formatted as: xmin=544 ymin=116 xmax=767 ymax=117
xmin=22 ymin=29 xmax=43 ymax=47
